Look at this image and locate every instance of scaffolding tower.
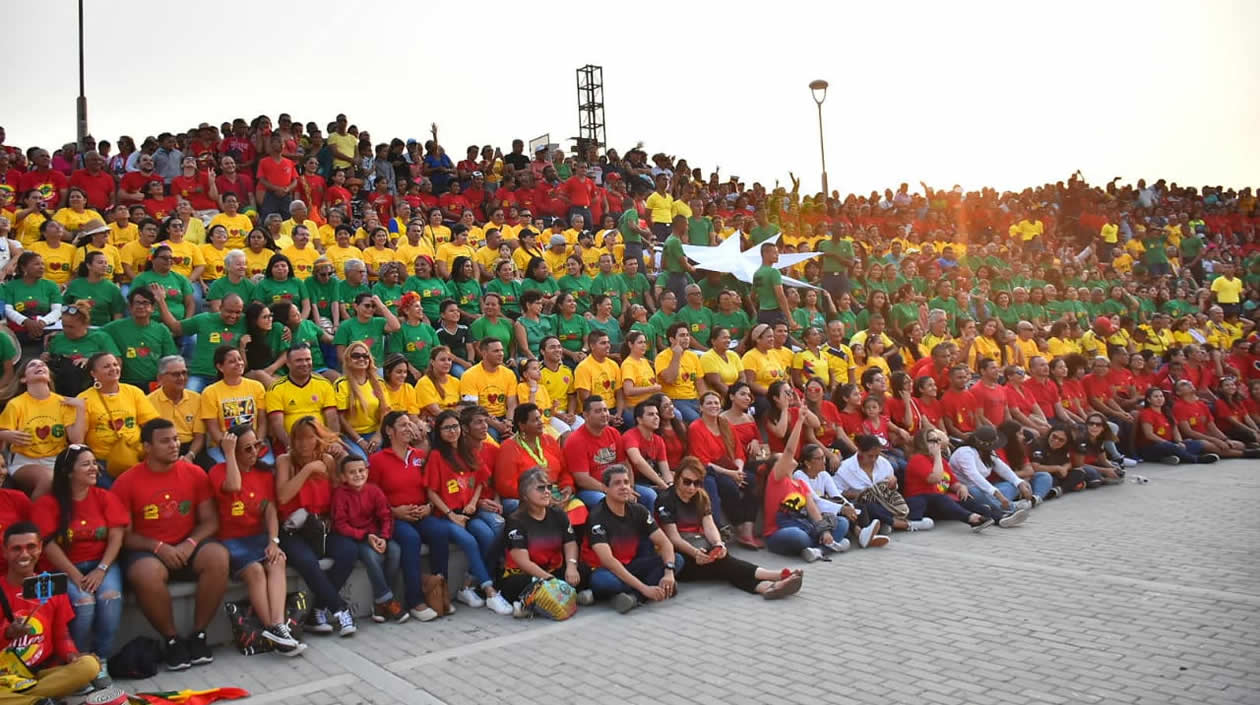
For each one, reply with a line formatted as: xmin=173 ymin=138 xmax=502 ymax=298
xmin=575 ymin=65 xmax=605 ymax=155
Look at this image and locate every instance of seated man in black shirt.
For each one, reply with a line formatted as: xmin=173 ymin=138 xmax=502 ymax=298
xmin=582 ymin=464 xmax=682 ymax=613
xmin=497 ymin=468 xmax=592 ymax=616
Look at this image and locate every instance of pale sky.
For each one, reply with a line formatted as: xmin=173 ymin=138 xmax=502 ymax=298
xmin=4 ymin=0 xmax=1258 ymax=195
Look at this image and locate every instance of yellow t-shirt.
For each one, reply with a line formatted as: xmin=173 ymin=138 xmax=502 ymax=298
xmin=742 ymin=348 xmax=787 ymax=390
xmin=543 ymin=249 xmax=569 ymax=279
xmin=1100 ymin=223 xmax=1119 ymax=244
xmin=383 ymin=382 xmax=421 ymax=416
xmin=421 ymin=225 xmax=452 ymax=249
xmin=324 ymin=244 xmax=364 ymax=279
xmin=27 ymin=241 xmax=75 ymax=286
xmin=458 ymin=363 xmax=518 ymax=418
xmin=620 ymin=355 xmax=658 ymax=406
xmin=769 ymin=347 xmax=794 ymax=371
xmin=207 ymin=212 xmax=253 ymax=249
xmin=539 ymin=364 xmax=574 ymax=415
xmin=118 ymin=240 xmax=152 ymax=282
xmin=327 ymin=132 xmax=358 ymax=169
xmin=1046 ymin=337 xmax=1080 ymax=359
xmin=645 ymin=192 xmax=674 ymax=224
xmin=164 ymin=239 xmax=206 ymax=279
xmin=969 ymin=336 xmax=1003 ymax=370
xmin=396 ymin=240 xmax=437 ymax=270
xmin=516 ymin=381 xmax=555 ymax=420
xmin=281 ymin=245 xmax=321 ymax=280
xmin=655 ymin=349 xmax=702 ymax=400
xmin=854 ymin=356 xmax=891 ymax=381
xmin=70 ymin=243 xmax=123 ymax=280
xmin=464 ymin=226 xmax=486 ymax=249
xmin=16 ymin=212 xmax=47 ymax=247
xmin=415 ymin=375 xmax=461 ymax=414
xmin=575 ymin=355 xmax=622 ymax=400
xmin=183 ymin=218 xmax=207 ymax=245
xmin=199 ymin=244 xmax=229 ymax=281
xmin=512 ymin=246 xmax=539 ymax=275
xmin=1013 ymin=337 xmax=1040 ymax=364
xmin=108 ymin=222 xmax=139 ymax=248
xmin=362 ymin=246 xmax=404 ymax=280
xmin=77 ymin=383 xmax=159 ymax=459
xmin=147 ymin=388 xmax=204 ymax=443
xmin=280 ymin=218 xmax=319 ymax=242
xmin=791 ymin=349 xmax=831 ymax=387
xmin=700 ymin=349 xmax=743 ymax=389
xmin=334 ymin=375 xmax=384 ymax=435
xmin=0 ymin=392 xmax=78 ymax=458
xmin=436 ymin=242 xmax=476 ymax=270
xmin=1111 ymin=253 xmax=1134 ymax=275
xmin=264 ymin=376 xmax=336 ymax=434
xmin=53 ymin=208 xmax=103 ymax=233
xmin=474 ymin=246 xmax=502 ymax=274
xmin=671 ymin=200 xmax=693 ymax=220
xmin=825 ymin=345 xmax=853 ymax=386
xmin=244 ymin=248 xmax=274 ymax=278
xmin=581 ymin=246 xmax=606 ymax=276
xmin=1210 ymin=276 xmax=1243 ymax=304
xmin=199 ymin=378 xmax=267 ymax=434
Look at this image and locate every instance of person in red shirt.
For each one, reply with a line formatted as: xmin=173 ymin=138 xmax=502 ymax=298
xmin=1 ymin=521 xmax=100 ymax=699
xmin=940 ymin=364 xmax=981 ymax=438
xmin=902 ymin=429 xmax=1002 ymax=530
xmin=462 ymin=172 xmax=487 ymax=222
xmin=622 ymin=399 xmax=672 ymax=508
xmin=330 ymin=454 xmax=399 ymax=628
xmin=295 ymin=157 xmax=327 ymax=224
xmin=1084 ymin=355 xmax=1135 ymax=454
xmin=909 ymin=342 xmax=954 ymax=397
xmin=1214 ymin=376 xmax=1260 ymax=444
xmin=209 ymin=427 xmax=305 ymax=654
xmin=324 ymin=167 xmax=353 ymax=218
xmin=19 ymin=148 xmax=68 ymax=209
xmin=366 ymin=179 xmax=395 ymax=225
xmin=0 ymin=457 xmax=33 ymax=573
xmin=1024 ymin=356 xmax=1067 ymax=423
xmin=214 ymin=155 xmax=255 ymax=210
xmin=32 ymin=445 xmax=126 ymax=684
xmin=141 ymin=179 xmax=177 ymax=220
xmin=1106 ymin=348 xmax=1140 ymax=412
xmin=367 ymin=411 xmax=438 ymax=622
xmin=1053 ymin=355 xmax=1090 ymax=423
xmin=422 ymin=410 xmax=513 ymax=615
xmin=1171 ymin=380 xmax=1248 ymax=459
xmin=910 ymin=375 xmax=944 ymax=432
xmin=1136 ymin=388 xmax=1216 ymax=464
xmin=564 ymin=396 xmax=626 ymax=507
xmin=438 ymin=181 xmax=469 ymax=223
xmin=758 ymin=407 xmax=842 ymax=562
xmin=970 ymin=358 xmax=1008 ymax=427
xmin=119 ymin=153 xmax=163 ymax=204
xmin=557 ymin=164 xmax=595 ymax=225
xmin=1004 ymin=364 xmax=1052 ymax=436
xmin=111 ymin=418 xmax=228 ymax=671
xmin=69 ymin=151 xmax=116 ymax=211
xmin=219 ymin=121 xmax=257 ymax=171
xmin=170 ymin=156 xmax=219 ymax=213
xmin=493 ymin=404 xmax=573 ymax=509
xmin=256 ymin=134 xmax=296 ymax=219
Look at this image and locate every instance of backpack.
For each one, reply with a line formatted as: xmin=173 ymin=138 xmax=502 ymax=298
xmin=108 ymin=636 xmax=164 ymax=679
xmin=224 ymin=591 xmax=308 ymax=656
xmin=521 ymin=578 xmax=577 ymax=621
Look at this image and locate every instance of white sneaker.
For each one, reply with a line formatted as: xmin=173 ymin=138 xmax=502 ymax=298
xmin=799 ymin=547 xmax=823 ymax=563
xmin=333 ymin=609 xmax=357 ymax=637
xmin=1122 ymin=456 xmax=1139 ymax=467
xmin=823 ymin=538 xmax=850 ymax=553
xmin=275 ymin=641 xmax=308 ymax=658
xmin=512 ymin=601 xmax=528 ymax=618
xmin=998 ymin=507 xmax=1030 ymax=528
xmin=908 ymin=518 xmax=935 ymax=531
xmin=858 ymin=520 xmax=881 ymax=548
xmin=455 ymin=587 xmax=485 ymax=608
xmin=576 ymin=589 xmax=595 ymax=606
xmin=485 ymin=594 xmax=514 ymax=616
xmin=1013 ymin=500 xmax=1033 ymax=511
xmin=409 ymin=605 xmax=439 ymax=622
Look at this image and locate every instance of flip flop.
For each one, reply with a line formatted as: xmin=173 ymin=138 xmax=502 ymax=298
xmin=735 ymin=535 xmax=762 ymax=550
xmin=762 ymin=572 xmax=803 ymax=600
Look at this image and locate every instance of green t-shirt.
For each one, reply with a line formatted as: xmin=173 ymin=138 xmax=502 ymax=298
xmin=648 ymin=310 xmax=683 ymax=350
xmin=303 ymin=275 xmax=340 ymax=322
xmin=712 ymin=309 xmax=751 ymax=343
xmin=553 ymin=313 xmax=590 ymax=352
xmin=3 ymin=278 xmax=62 ymax=319
xmin=557 ymin=274 xmax=594 ymax=315
xmin=447 ymin=279 xmax=483 ymax=314
xmin=661 ymin=235 xmax=687 ymax=275
xmin=132 ymin=270 xmax=193 ymax=320
xmin=1180 ymin=235 xmax=1205 ymax=261
xmin=678 ymin=305 xmax=714 ymax=347
xmin=753 ymin=265 xmax=783 ymax=311
xmin=520 ymin=277 xmax=560 ymax=304
xmin=372 ymin=282 xmax=405 ymax=314
xmin=102 ymin=317 xmax=178 ymax=387
xmin=1142 ymin=235 xmax=1169 ymax=264
xmin=404 ymin=276 xmax=448 ymax=322
xmin=994 ymin=303 xmax=1020 ymax=330
xmin=206 ymin=276 xmax=257 ymax=306
xmin=1162 ymin=298 xmax=1196 ymax=318
xmin=255 ymin=277 xmax=307 ymax=308
xmin=517 ymin=314 xmax=556 ymax=357
xmin=590 ymin=273 xmax=629 ymax=318
xmin=469 ymin=315 xmax=513 ymax=352
xmin=0 ymin=328 xmax=17 ymax=367
xmin=485 ymin=279 xmax=523 ymax=317
xmin=817 ymin=239 xmax=853 ymax=274
xmin=587 ymin=315 xmax=622 ymax=352
xmin=888 ymin=302 xmax=919 ymax=335
xmin=687 ymin=217 xmax=713 ymax=247
xmin=618 ymin=208 xmax=641 ymax=244
xmin=1100 ymin=299 xmax=1127 ymax=316
xmin=63 ymin=278 xmax=125 ymax=326
xmin=48 ymin=329 xmax=120 ymax=362
xmin=337 ymin=280 xmax=372 ymax=309
xmin=333 ymin=316 xmax=388 ymax=366
xmin=618 ymin=272 xmax=651 ymax=308
xmin=388 ymin=320 xmax=439 ymax=370
xmin=791 ymin=308 xmax=827 ymax=334
xmin=749 ymin=225 xmax=779 ymax=245
xmin=180 ymin=312 xmax=248 ymax=378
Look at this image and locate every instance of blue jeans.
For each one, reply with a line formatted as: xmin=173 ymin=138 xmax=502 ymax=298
xmin=391 ymin=519 xmax=427 ymax=609
xmin=672 ymin=399 xmax=701 ymax=425
xmin=963 ymin=484 xmax=1015 ymax=516
xmin=765 ymin=515 xmax=851 ymax=556
xmin=590 ymin=549 xmax=685 ymax=597
xmin=501 ymin=498 xmax=520 ymax=515
xmin=995 ymin=471 xmax=1053 ymax=501
xmin=419 ymin=516 xmax=494 ymax=588
xmin=341 ymin=435 xmax=369 ymax=460
xmin=279 ymin=532 xmax=356 ymax=612
xmin=187 ymin=375 xmax=212 ymax=393
xmin=67 ymin=559 xmax=123 ymax=658
xmin=328 ymin=534 xmax=400 ymax=603
xmin=1139 ymin=439 xmax=1206 ymax=462
xmin=450 ymin=363 xmax=467 ymax=378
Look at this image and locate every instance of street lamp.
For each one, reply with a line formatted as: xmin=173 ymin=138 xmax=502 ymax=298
xmin=76 ymin=0 xmax=89 ymax=149
xmin=809 ymin=79 xmax=828 ymax=196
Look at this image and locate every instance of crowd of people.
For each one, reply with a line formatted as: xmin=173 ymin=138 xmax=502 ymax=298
xmin=1 ymin=115 xmax=1259 ymax=701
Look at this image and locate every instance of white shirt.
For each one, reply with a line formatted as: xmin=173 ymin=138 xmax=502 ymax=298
xmin=833 ymin=454 xmax=894 ymax=493
xmin=0 ymin=237 xmax=18 ymax=272
xmin=793 ymin=469 xmax=852 ymax=517
xmin=948 ymin=446 xmax=1021 ymax=496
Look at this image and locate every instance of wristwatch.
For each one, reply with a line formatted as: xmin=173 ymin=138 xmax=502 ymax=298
xmin=271 ymin=537 xmax=281 ymax=545
xmin=663 ymin=565 xmax=675 ymax=572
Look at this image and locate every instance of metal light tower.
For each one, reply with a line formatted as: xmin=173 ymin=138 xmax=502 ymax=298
xmin=809 ymin=79 xmax=829 ymax=196
xmin=76 ymin=0 xmax=89 ymax=149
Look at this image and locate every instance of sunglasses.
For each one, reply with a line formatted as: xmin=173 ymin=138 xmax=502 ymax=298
xmin=532 ymin=483 xmax=556 ymax=493
xmin=349 ymin=352 xmax=370 ymax=361
xmin=1087 ymin=421 xmax=1105 ymax=427
xmin=678 ymin=477 xmax=701 ymax=488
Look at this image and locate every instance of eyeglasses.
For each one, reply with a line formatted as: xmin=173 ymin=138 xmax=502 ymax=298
xmin=165 ymin=369 xmax=189 ymax=377
xmin=439 ymin=424 xmax=460 ymax=432
xmin=349 ymin=352 xmax=370 ymax=361
xmin=679 ymin=477 xmax=701 ymax=488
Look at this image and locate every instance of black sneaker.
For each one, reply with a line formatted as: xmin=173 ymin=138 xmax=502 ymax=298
xmin=187 ymin=631 xmax=213 ymax=666
xmin=164 ymin=636 xmax=191 ymax=671
xmin=1047 ymin=487 xmax=1063 ymax=500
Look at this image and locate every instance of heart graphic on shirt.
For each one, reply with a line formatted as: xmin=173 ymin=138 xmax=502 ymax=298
xmin=111 ymin=418 xmax=125 ymax=431
xmin=137 ymin=346 xmax=151 ymax=357
xmin=222 ymin=332 xmax=235 ymax=342
xmin=35 ymin=426 xmax=51 ymax=440
xmin=602 ymin=379 xmax=612 ymax=389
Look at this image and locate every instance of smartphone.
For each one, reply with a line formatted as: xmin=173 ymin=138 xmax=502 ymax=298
xmin=22 ymin=573 xmax=69 ymax=602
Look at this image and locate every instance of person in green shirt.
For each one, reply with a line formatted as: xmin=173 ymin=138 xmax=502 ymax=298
xmin=513 ymin=289 xmax=557 ymax=360
xmin=617 ymin=255 xmax=654 ymax=314
xmin=404 ymin=255 xmax=448 ymax=322
xmin=388 ymin=291 xmax=439 ymax=376
xmin=748 ymin=210 xmax=779 ymax=245
xmin=712 ymin=290 xmax=752 ymax=348
xmin=556 ymin=255 xmax=594 ymax=316
xmin=337 ymin=259 xmax=373 ymax=321
xmin=63 ymin=251 xmax=125 ymax=326
xmin=686 ymin=204 xmax=713 ymax=246
xmin=372 ymin=261 xmax=407 ymax=315
xmin=303 ymin=256 xmax=341 ymax=329
xmin=102 ymin=287 xmax=179 ymax=388
xmin=47 ymin=304 xmax=120 ymax=363
xmin=470 ymin=293 xmax=514 ymax=354
xmin=274 ymin=299 xmax=334 ymax=373
xmin=927 ymin=281 xmax=962 ymax=335
xmin=586 ymin=294 xmax=623 ymax=353
xmin=1141 ymin=229 xmax=1171 ymax=276
xmin=4 ymin=253 xmax=63 ymax=344
xmin=552 ymin=292 xmax=591 ymax=364
xmin=131 ymin=244 xmax=195 ymax=321
xmin=334 ymin=292 xmax=400 ymax=369
xmin=817 ymin=229 xmax=854 ymax=294
xmin=887 ymin=285 xmax=920 ymax=335
xmin=446 ymin=255 xmax=483 ymax=319
xmin=207 ymin=250 xmax=257 ymax=312
xmin=647 ymin=290 xmax=683 ymax=353
xmin=254 ymin=253 xmax=309 ymax=318
xmin=678 ymin=284 xmax=714 ymax=350
xmin=485 ymin=259 xmax=524 ymax=318
xmin=520 ymin=256 xmax=560 ymax=311
xmin=790 ymin=287 xmax=830 ymax=334
xmin=618 ymin=198 xmax=652 ymax=273
xmin=658 ymin=215 xmax=696 ymax=305
xmin=590 ymin=252 xmax=629 ymax=319
xmin=154 ymin=291 xmax=246 ymax=392
xmin=753 ymin=241 xmax=792 ymax=328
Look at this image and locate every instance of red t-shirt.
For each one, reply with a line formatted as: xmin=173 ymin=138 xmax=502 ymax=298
xmin=207 ymin=464 xmax=276 ymax=540
xmin=0 ymin=578 xmax=77 ymax=669
xmin=1023 ymin=377 xmax=1060 ymax=418
xmin=438 ymin=192 xmax=468 ymax=217
xmin=859 ymin=415 xmax=892 ymax=447
xmin=762 ymin=472 xmax=813 ymax=537
xmin=1059 ymin=378 xmax=1087 ymax=416
xmin=1172 ymin=398 xmax=1213 ymax=434
xmin=120 ymin=171 xmax=162 ymax=196
xmin=940 ymin=388 xmax=979 ymax=433
xmin=171 ymin=172 xmax=216 ymax=211
xmin=257 ymin=157 xmax=296 ymax=190
xmin=142 ymin=196 xmax=178 ymax=220
xmin=767 ymin=407 xmax=803 ymax=456
xmin=1138 ymin=407 xmax=1173 ymax=444
xmin=297 ymin=174 xmax=326 ymax=211
xmin=425 ymin=449 xmax=489 ymax=515
xmin=622 ymin=427 xmax=667 ymax=481
xmin=278 ymin=472 xmax=331 ymax=520
xmin=1005 ymin=383 xmax=1038 ymax=417
xmin=0 ymin=489 xmax=32 ymax=572
xmin=69 ymin=169 xmax=116 ymax=210
xmin=219 ymin=136 xmax=256 ymax=165
xmin=33 ymin=487 xmax=127 ymax=564
xmin=903 ymin=453 xmax=956 ymax=498
xmin=19 ymin=168 xmax=68 ymax=207
xmin=1213 ymin=396 xmax=1249 ymax=429
xmin=686 ymin=418 xmax=742 ymax=467
xmin=558 ymin=176 xmax=594 ymax=207
xmin=837 ymin=409 xmax=864 ymax=438
xmin=814 ymin=400 xmax=843 ymax=445
xmin=909 ymin=358 xmax=950 ymax=397
xmin=368 ymin=192 xmax=395 ymax=224
xmin=562 ymin=425 xmax=624 ymax=479
xmin=326 ymin=184 xmax=352 ymax=213
xmin=367 ymin=447 xmax=427 ymax=507
xmin=215 ymin=173 xmax=254 ymax=203
xmin=111 ymin=460 xmax=212 ymax=544
xmin=1083 ymin=373 xmax=1115 ymax=405
xmin=1106 ymin=368 xmax=1135 ymax=400
xmin=970 ymin=383 xmax=1007 ymax=426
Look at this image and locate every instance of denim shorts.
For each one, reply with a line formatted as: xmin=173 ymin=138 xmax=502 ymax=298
xmin=223 ymin=534 xmax=270 ymax=576
xmin=123 ymin=538 xmax=224 ymax=581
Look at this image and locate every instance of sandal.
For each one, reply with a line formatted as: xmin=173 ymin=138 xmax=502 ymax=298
xmin=735 ymin=535 xmax=761 ymax=550
xmin=762 ymin=572 xmax=804 ymax=600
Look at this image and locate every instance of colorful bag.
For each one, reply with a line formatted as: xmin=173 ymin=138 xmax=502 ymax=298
xmin=521 ymin=578 xmax=577 ymax=621
xmin=224 ymin=592 xmax=308 ymax=655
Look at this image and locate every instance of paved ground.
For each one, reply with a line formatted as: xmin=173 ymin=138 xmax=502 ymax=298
xmin=113 ymin=460 xmax=1260 ymax=705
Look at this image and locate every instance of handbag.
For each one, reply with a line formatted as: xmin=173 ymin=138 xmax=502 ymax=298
xmin=282 ymin=509 xmax=329 ymax=557
xmin=521 ymin=578 xmax=577 ymax=621
xmin=94 ymin=386 xmax=144 ymax=475
xmin=861 ymin=482 xmax=910 ymax=521
xmin=0 ymin=589 xmax=36 ymax=692
xmin=678 ymin=531 xmax=711 ymax=553
xmin=421 ymin=574 xmax=453 ymax=616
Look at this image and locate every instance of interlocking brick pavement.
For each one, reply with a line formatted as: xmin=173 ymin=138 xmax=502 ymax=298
xmin=109 ymin=461 xmax=1260 ymax=705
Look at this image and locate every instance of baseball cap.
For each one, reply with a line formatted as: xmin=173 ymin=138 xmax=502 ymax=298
xmin=549 ymin=234 xmax=567 ymax=247
xmin=1093 ymin=316 xmax=1114 ymax=334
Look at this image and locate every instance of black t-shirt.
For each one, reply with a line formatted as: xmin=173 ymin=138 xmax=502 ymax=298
xmin=503 ymin=506 xmax=574 ymax=575
xmin=655 ymin=486 xmax=705 ymax=534
xmin=436 ymin=323 xmax=469 ymax=352
xmin=582 ymin=500 xmax=655 ymax=567
xmin=504 ymin=153 xmax=530 ymax=172
xmin=1032 ymin=441 xmax=1070 ymax=466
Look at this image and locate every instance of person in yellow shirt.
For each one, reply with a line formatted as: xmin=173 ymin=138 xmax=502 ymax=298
xmin=242 ymin=228 xmax=276 ymax=279
xmin=435 ymin=227 xmax=476 ymax=278
xmin=419 ymin=209 xmax=452 ymax=250
xmin=199 ymin=348 xmax=267 ymax=461
xmin=474 ymin=228 xmax=504 ymax=280
xmin=382 ymin=354 xmax=421 ymax=417
xmin=1100 ymin=220 xmax=1119 ymax=245
xmin=741 ymin=323 xmax=788 ymax=397
xmin=542 ymin=234 xmax=570 ymax=279
xmin=698 ymin=327 xmax=743 ymax=399
xmin=207 ymin=192 xmax=254 ymax=249
xmin=1111 ymin=247 xmax=1134 ymax=275
xmin=280 ymin=200 xmax=320 ymax=245
xmin=537 ymin=337 xmax=579 ymax=429
xmin=280 ymin=225 xmax=321 ymax=280
xmin=52 ymin=187 xmax=103 ymax=238
xmin=333 ymin=341 xmax=387 ymax=458
xmin=78 ymin=352 xmax=161 ymax=476
xmin=517 ymin=357 xmax=568 ymax=437
xmin=645 ymin=174 xmax=674 ymax=237
xmin=69 ymin=220 xmax=122 ymax=281
xmin=263 ymin=346 xmax=338 ymax=444
xmin=654 ymin=322 xmax=705 ymax=423
xmin=198 ymin=224 xmax=231 ymax=283
xmin=107 ymin=204 xmax=139 ymax=248
xmin=395 ymin=226 xmax=437 ymax=273
xmin=415 ymin=348 xmax=462 ymax=417
xmin=457 ymin=339 xmax=517 ymax=438
xmin=323 ymin=224 xmax=364 ymax=279
xmin=159 ymin=217 xmax=206 ymax=281
xmin=573 ymin=330 xmax=623 ymax=416
xmin=361 ymin=226 xmax=404 ymax=282
xmin=790 ymin=327 xmax=831 ymax=389
xmin=0 ymin=359 xmax=87 ymax=495
xmin=1210 ymin=263 xmax=1244 ymax=310
xmin=147 ymin=356 xmax=205 ymax=460
xmin=27 ymin=220 xmax=76 ymax=286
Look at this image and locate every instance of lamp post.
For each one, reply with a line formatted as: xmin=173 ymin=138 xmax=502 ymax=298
xmin=76 ymin=0 xmax=89 ymax=150
xmin=809 ymin=79 xmax=829 ymax=197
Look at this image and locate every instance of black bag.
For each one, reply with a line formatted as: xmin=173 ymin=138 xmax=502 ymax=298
xmin=108 ymin=636 xmax=165 ymax=679
xmin=225 ymin=591 xmax=309 ymax=656
xmin=47 ymin=353 xmax=91 ymax=397
xmin=298 ymin=515 xmax=328 ymax=557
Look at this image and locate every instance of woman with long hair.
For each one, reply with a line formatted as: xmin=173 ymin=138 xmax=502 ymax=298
xmin=902 ymin=429 xmax=1004 ymax=531
xmin=335 ymin=341 xmax=388 ymax=459
xmin=1213 ymin=375 xmax=1260 ymax=444
xmin=720 ymin=381 xmax=764 ymax=461
xmin=513 ymin=289 xmax=556 ymax=361
xmin=657 ymin=457 xmax=804 ymax=599
xmin=34 ymin=444 xmax=126 ymax=685
xmin=422 ymin=410 xmax=513 ymax=615
xmin=405 ymin=255 xmax=448 ymax=323
xmin=764 ymin=380 xmax=821 ymax=459
xmin=4 ymin=251 xmax=62 ymax=345
xmin=243 ymin=227 xmax=276 ymax=278
xmin=76 ymin=352 xmax=159 ymax=482
xmin=0 ymin=358 xmax=88 ymax=497
xmin=274 ymin=300 xmax=337 ymax=379
xmin=434 ymin=299 xmax=474 ymax=376
xmin=649 ymin=393 xmax=688 ymax=472
xmin=1171 ymin=379 xmax=1251 ymax=459
xmin=689 ymin=391 xmax=759 ymax=549
xmin=66 ymin=249 xmax=125 ymax=326
xmin=242 ymin=302 xmax=288 ymax=387
xmin=255 ymin=253 xmax=310 ymax=320
xmin=382 ymin=353 xmax=420 ymax=418
xmin=415 ymin=346 xmax=460 ymax=418
xmin=201 ymin=346 xmax=268 ymax=465
xmin=469 ymin=292 xmax=514 ymax=358
xmin=447 ymin=255 xmax=483 ymax=321
xmin=756 ymin=409 xmax=845 ymax=561
xmin=587 ymin=294 xmax=622 ymax=353
xmin=551 ymin=292 xmax=590 ymax=367
xmin=802 ymin=376 xmax=850 ymax=461
xmin=521 ymin=256 xmax=559 ymax=311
